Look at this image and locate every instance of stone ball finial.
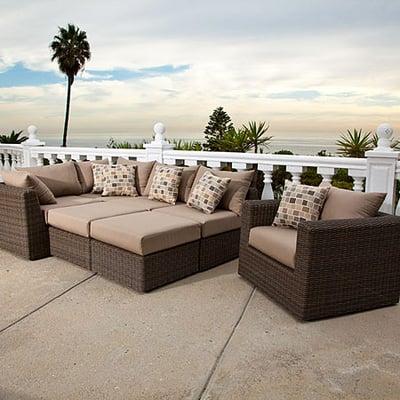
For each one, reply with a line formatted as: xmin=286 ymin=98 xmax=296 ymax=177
xmin=377 ymin=123 xmax=393 ymax=140
xmin=27 ymin=125 xmax=38 ymax=139
xmin=153 ymin=122 xmax=166 ymax=142
xmin=375 ymin=123 xmax=394 ymax=151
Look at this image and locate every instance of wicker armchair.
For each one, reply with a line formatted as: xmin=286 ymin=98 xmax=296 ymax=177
xmin=239 ymin=200 xmax=400 ymax=321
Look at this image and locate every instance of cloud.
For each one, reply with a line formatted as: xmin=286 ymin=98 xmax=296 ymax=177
xmin=0 ymin=0 xmax=399 ymax=138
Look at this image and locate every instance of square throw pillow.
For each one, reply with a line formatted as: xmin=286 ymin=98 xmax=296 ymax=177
xmin=189 ymin=165 xmax=255 ymax=215
xmin=187 ymin=170 xmax=231 ymax=214
xmin=2 ymin=170 xmax=56 ymax=205
xmin=273 ymin=181 xmax=330 ymax=229
xmin=320 ymin=186 xmax=386 ymax=220
xmin=117 ymin=157 xmax=155 ymax=195
xmin=74 ymin=159 xmax=109 ymax=193
xmin=92 ymin=164 xmax=110 ymax=194
xmin=102 ymin=164 xmax=138 ymax=197
xmin=148 ymin=165 xmax=183 ymax=204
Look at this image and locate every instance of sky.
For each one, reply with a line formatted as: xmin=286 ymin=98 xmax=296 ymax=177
xmin=0 ymin=0 xmax=399 ymax=144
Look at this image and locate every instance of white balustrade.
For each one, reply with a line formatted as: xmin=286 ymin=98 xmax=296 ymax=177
xmin=0 ymin=122 xmax=399 ymax=214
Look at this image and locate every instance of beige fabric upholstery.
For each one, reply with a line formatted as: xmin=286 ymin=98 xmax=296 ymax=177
xmin=18 ymin=162 xmax=82 ymax=197
xmin=320 ymin=186 xmax=386 ymax=220
xmin=79 ymin=194 xmax=173 ymax=209
xmin=190 ymin=166 xmax=255 ymax=215
xmin=153 ymin=204 xmax=241 ymax=237
xmin=249 ymin=226 xmax=297 ymax=269
xmin=47 ymin=199 xmax=154 ymax=237
xmin=117 ymin=158 xmax=155 ymax=195
xmin=90 ymin=211 xmax=201 ymax=255
xmin=178 ymin=165 xmax=199 ymax=203
xmin=2 ymin=170 xmax=56 ymax=205
xmin=74 ymin=159 xmax=109 ymax=193
xmin=40 ymin=196 xmax=104 ymax=223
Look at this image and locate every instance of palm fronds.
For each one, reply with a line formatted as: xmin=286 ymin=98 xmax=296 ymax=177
xmin=0 ymin=130 xmax=28 ymax=144
xmin=336 ymin=128 xmax=373 ymax=158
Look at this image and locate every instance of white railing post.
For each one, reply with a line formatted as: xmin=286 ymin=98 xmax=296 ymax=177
xmin=259 ymin=164 xmax=274 ymax=199
xmin=22 ymin=125 xmax=46 ymax=167
xmin=144 ymin=122 xmax=173 ymax=163
xmin=365 ymin=123 xmax=400 ymax=214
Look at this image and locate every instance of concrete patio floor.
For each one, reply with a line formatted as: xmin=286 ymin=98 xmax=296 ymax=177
xmin=0 ymin=249 xmax=399 ymax=400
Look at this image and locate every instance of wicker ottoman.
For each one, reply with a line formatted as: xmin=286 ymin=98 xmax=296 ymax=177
xmin=90 ymin=211 xmax=201 ymax=291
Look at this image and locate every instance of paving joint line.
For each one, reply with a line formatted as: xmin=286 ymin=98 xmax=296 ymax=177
xmin=197 ymin=285 xmax=256 ymax=400
xmin=0 ymin=272 xmax=97 ymax=335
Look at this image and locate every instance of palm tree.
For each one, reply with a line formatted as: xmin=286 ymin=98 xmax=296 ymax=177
xmin=50 ymin=24 xmax=91 ymax=147
xmin=242 ymin=121 xmax=272 ymax=153
xmin=336 ymin=128 xmax=373 ymax=158
xmin=0 ymin=130 xmax=28 ymax=144
xmin=214 ymin=127 xmax=252 ymax=152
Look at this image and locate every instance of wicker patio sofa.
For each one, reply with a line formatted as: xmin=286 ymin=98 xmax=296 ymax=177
xmin=0 ymin=161 xmax=259 ymax=292
xmin=239 ymin=199 xmax=400 ymax=320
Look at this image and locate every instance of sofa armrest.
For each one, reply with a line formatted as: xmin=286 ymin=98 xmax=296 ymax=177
xmin=295 ymin=215 xmax=400 ymax=288
xmin=240 ymin=200 xmax=279 ymax=244
xmin=0 ymin=184 xmax=49 ymax=259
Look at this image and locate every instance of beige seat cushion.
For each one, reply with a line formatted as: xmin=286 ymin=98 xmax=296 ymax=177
xmin=320 ymin=186 xmax=386 ymax=220
xmin=79 ymin=193 xmax=172 ymax=209
xmin=47 ymin=199 xmax=155 ymax=237
xmin=18 ymin=162 xmax=82 ymax=197
xmin=41 ymin=196 xmax=104 ymax=223
xmin=2 ymin=170 xmax=56 ymax=205
xmin=153 ymin=204 xmax=241 ymax=237
xmin=117 ymin=158 xmax=155 ymax=195
xmin=74 ymin=159 xmax=109 ymax=193
xmin=249 ymin=226 xmax=297 ymax=269
xmin=190 ymin=166 xmax=255 ymax=215
xmin=90 ymin=211 xmax=201 ymax=255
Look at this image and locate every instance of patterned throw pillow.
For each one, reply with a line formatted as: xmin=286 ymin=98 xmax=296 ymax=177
xmin=102 ymin=165 xmax=138 ymax=197
xmin=273 ymin=181 xmax=330 ymax=229
xmin=148 ymin=165 xmax=183 ymax=204
xmin=92 ymin=164 xmax=109 ymax=194
xmin=187 ymin=171 xmax=231 ymax=214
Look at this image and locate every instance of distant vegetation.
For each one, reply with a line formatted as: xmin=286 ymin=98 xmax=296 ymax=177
xmin=203 ymin=106 xmax=272 ymax=153
xmin=0 ymin=130 xmax=27 ymax=144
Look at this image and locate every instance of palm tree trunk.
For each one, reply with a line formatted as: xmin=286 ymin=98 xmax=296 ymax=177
xmin=62 ymin=75 xmax=73 ymax=147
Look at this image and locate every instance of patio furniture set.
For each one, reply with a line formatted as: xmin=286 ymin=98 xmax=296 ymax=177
xmin=0 ymin=159 xmax=399 ymax=320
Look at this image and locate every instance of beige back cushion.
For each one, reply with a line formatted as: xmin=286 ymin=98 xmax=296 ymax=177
xmin=117 ymin=158 xmax=155 ymax=195
xmin=74 ymin=159 xmax=109 ymax=193
xmin=2 ymin=170 xmax=56 ymax=205
xmin=190 ymin=166 xmax=255 ymax=215
xmin=18 ymin=162 xmax=82 ymax=197
xmin=320 ymin=187 xmax=386 ymax=220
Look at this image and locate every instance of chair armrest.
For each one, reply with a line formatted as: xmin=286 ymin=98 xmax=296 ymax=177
xmin=0 ymin=184 xmax=49 ymax=259
xmin=296 ymin=215 xmax=400 ymax=280
xmin=240 ymin=200 xmax=279 ymax=244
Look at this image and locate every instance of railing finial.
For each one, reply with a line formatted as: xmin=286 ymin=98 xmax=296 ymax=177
xmin=25 ymin=125 xmax=45 ymax=146
xmin=153 ymin=122 xmax=166 ymax=143
xmin=374 ymin=123 xmax=394 ymax=152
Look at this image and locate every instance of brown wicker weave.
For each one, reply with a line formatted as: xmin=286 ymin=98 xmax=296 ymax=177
xmin=49 ymin=227 xmax=91 ymax=269
xmin=91 ymin=239 xmax=200 ymax=292
xmin=199 ymin=229 xmax=240 ymax=271
xmin=239 ymin=200 xmax=400 ymax=320
xmin=0 ymin=184 xmax=50 ymax=260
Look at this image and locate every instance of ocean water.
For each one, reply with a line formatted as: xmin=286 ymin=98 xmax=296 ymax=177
xmin=41 ymin=134 xmax=339 ymax=156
